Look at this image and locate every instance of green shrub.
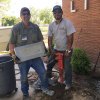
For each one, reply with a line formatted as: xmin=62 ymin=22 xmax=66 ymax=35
xmin=1 ymin=16 xmax=20 ymax=26
xmin=71 ymin=48 xmax=91 ymax=75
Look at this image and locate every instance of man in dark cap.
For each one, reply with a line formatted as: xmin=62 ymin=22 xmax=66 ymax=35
xmin=9 ymin=7 xmax=54 ymax=100
xmin=47 ymin=5 xmax=76 ymax=90
xmin=52 ymin=5 xmax=62 ymax=12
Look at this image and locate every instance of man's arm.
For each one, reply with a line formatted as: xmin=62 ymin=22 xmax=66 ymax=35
xmin=65 ymin=20 xmax=76 ymax=51
xmin=48 ymin=36 xmax=53 ymax=54
xmin=65 ymin=33 xmax=74 ymax=56
xmin=9 ymin=43 xmax=15 ymax=55
xmin=9 ymin=43 xmax=18 ymax=63
xmin=9 ymin=43 xmax=21 ymax=63
xmin=9 ymin=26 xmax=17 ymax=56
xmin=9 ymin=43 xmax=16 ymax=58
xmin=66 ymin=33 xmax=74 ymax=50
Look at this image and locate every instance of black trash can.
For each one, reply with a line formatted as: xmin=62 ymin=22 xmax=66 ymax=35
xmin=0 ymin=55 xmax=17 ymax=96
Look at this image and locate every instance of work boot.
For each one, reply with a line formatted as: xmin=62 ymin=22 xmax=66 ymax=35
xmin=65 ymin=84 xmax=71 ymax=90
xmin=33 ymin=79 xmax=41 ymax=90
xmin=23 ymin=95 xmax=31 ymax=100
xmin=42 ymin=88 xmax=55 ymax=96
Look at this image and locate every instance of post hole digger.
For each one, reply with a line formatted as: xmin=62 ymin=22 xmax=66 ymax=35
xmin=46 ymin=51 xmax=65 ymax=84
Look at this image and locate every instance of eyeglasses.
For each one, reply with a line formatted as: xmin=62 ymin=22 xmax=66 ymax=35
xmin=53 ymin=11 xmax=62 ymax=14
xmin=22 ymin=12 xmax=30 ymax=16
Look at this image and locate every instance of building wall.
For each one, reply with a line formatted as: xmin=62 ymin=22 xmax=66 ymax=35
xmin=62 ymin=0 xmax=100 ymax=66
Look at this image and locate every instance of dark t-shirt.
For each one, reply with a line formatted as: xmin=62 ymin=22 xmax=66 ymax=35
xmin=9 ymin=22 xmax=43 ymax=47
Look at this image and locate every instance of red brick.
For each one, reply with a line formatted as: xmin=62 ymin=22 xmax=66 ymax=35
xmin=62 ymin=0 xmax=100 ymax=66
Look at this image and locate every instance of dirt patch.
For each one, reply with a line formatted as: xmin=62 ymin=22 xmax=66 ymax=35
xmin=28 ymin=71 xmax=100 ymax=100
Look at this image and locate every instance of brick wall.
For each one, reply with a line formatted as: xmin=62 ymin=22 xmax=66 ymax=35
xmin=62 ymin=0 xmax=100 ymax=66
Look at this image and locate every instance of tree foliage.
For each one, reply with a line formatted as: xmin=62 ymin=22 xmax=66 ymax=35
xmin=39 ymin=8 xmax=53 ymax=24
xmin=1 ymin=7 xmax=54 ymax=26
xmin=30 ymin=7 xmax=53 ymax=24
xmin=1 ymin=16 xmax=20 ymax=26
xmin=30 ymin=7 xmax=40 ymax=24
xmin=0 ymin=0 xmax=11 ymax=18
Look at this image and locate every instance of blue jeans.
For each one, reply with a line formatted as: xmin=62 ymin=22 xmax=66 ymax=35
xmin=64 ymin=53 xmax=72 ymax=86
xmin=18 ymin=57 xmax=49 ymax=95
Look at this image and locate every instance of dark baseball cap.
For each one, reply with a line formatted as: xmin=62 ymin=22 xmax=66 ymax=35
xmin=20 ymin=7 xmax=30 ymax=15
xmin=52 ymin=5 xmax=62 ymax=12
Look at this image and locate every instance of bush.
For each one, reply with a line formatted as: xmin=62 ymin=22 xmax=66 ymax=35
xmin=39 ymin=8 xmax=53 ymax=24
xmin=71 ymin=48 xmax=91 ymax=75
xmin=1 ymin=16 xmax=20 ymax=26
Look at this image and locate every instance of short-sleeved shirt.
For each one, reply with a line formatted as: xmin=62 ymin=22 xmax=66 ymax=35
xmin=48 ymin=18 xmax=76 ymax=51
xmin=9 ymin=22 xmax=43 ymax=47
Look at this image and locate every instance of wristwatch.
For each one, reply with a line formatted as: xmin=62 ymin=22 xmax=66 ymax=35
xmin=66 ymin=49 xmax=71 ymax=54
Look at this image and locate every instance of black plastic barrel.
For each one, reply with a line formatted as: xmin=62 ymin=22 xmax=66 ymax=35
xmin=0 ymin=56 xmax=16 ymax=96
